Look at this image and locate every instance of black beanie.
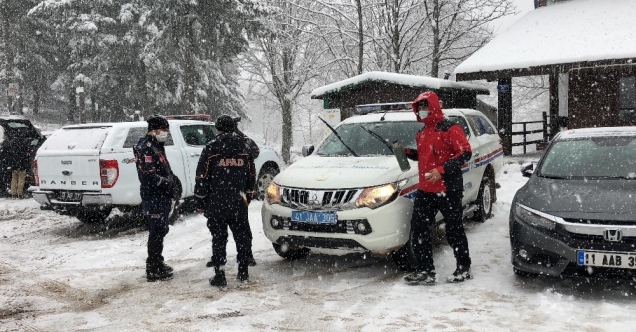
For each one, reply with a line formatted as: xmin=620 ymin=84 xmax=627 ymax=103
xmin=215 ymin=115 xmax=236 ymax=133
xmin=147 ymin=115 xmax=169 ymax=131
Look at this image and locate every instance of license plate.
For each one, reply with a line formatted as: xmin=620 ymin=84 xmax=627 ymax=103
xmin=291 ymin=211 xmax=337 ymax=225
xmin=58 ymin=191 xmax=82 ymax=202
xmin=577 ymin=251 xmax=636 ymax=269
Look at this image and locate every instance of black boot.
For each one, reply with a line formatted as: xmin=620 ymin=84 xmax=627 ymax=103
xmin=147 ymin=264 xmax=174 ymax=282
xmin=206 ymin=258 xmax=214 ymax=268
xmin=209 ymin=266 xmax=227 ymax=287
xmin=237 ymin=263 xmax=249 ymax=283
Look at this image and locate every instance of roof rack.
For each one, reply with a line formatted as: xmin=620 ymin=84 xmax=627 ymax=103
xmin=355 ymin=102 xmax=412 ymax=115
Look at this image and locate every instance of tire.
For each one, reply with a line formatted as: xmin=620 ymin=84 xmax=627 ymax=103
xmin=127 ymin=198 xmax=180 ymax=227
xmin=473 ymin=177 xmax=493 ymax=223
xmin=272 ymin=243 xmax=310 ymax=261
xmin=76 ymin=208 xmax=112 ymax=223
xmin=513 ymin=267 xmax=539 ymax=278
xmin=391 ymin=223 xmax=439 ymax=271
xmin=255 ymin=167 xmax=279 ymax=200
xmin=391 ymin=239 xmax=415 ymax=271
xmin=167 ymin=198 xmax=181 ymax=225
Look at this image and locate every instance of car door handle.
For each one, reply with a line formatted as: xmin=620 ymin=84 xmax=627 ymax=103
xmin=473 ymin=152 xmax=480 ymax=158
xmin=190 ymin=153 xmax=201 ymax=157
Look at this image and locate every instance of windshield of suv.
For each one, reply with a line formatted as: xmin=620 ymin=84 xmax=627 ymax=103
xmin=539 ymin=136 xmax=636 ymax=179
xmin=317 ymin=121 xmax=424 ymax=156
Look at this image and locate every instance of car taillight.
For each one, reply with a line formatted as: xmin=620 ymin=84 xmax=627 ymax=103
xmin=99 ymin=159 xmax=119 ymax=189
xmin=33 ymin=159 xmax=39 ymax=185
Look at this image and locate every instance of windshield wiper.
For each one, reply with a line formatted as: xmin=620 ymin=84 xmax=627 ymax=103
xmin=317 ymin=117 xmax=359 ymax=157
xmin=359 ymin=126 xmax=393 ymax=154
xmin=538 ymin=174 xmax=569 ymax=180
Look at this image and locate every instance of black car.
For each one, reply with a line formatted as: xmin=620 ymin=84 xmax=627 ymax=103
xmin=0 ymin=115 xmax=46 ymax=196
xmin=510 ymin=127 xmax=636 ymax=280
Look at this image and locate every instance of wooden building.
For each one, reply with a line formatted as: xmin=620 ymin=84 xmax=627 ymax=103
xmin=310 ymin=71 xmax=490 ymax=121
xmin=454 ymin=0 xmax=636 ymax=155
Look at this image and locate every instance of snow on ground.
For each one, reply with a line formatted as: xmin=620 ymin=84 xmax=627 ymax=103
xmin=2 ymin=158 xmax=636 ymax=331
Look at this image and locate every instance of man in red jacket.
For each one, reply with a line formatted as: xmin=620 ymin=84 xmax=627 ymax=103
xmin=403 ymin=91 xmax=473 ymax=285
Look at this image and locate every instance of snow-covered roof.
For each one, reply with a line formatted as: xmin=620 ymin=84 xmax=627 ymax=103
xmin=455 ymin=0 xmax=636 ymax=75
xmin=310 ymin=71 xmax=489 ymax=98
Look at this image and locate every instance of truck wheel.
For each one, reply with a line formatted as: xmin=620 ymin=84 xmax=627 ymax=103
xmin=272 ymin=243 xmax=310 ymax=260
xmin=391 ymin=239 xmax=415 ymax=271
xmin=76 ymin=208 xmax=112 ymax=224
xmin=256 ymin=167 xmax=279 ymax=200
xmin=473 ymin=177 xmax=493 ymax=223
xmin=167 ymin=198 xmax=181 ymax=225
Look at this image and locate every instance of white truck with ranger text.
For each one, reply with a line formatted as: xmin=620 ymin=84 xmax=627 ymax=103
xmin=32 ymin=120 xmax=282 ymax=223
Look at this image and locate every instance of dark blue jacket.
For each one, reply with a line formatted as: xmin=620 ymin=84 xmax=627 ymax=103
xmin=133 ymin=134 xmax=175 ymax=201
xmin=194 ymin=133 xmax=256 ymax=219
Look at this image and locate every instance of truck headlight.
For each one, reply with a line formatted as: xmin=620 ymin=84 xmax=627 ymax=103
xmin=514 ymin=203 xmax=556 ymax=230
xmin=266 ymin=183 xmax=281 ymax=205
xmin=355 ymin=183 xmax=398 ymax=209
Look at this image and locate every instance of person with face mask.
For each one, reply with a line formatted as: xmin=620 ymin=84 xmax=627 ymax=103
xmin=402 ymin=91 xmax=473 ymax=285
xmin=133 ymin=115 xmax=176 ymax=282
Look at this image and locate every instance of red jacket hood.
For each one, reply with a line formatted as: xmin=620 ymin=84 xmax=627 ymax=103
xmin=412 ymin=91 xmax=443 ymax=126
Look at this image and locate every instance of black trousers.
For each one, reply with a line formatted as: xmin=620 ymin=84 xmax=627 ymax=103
xmin=142 ymin=196 xmax=171 ymax=270
xmin=207 ymin=213 xmax=253 ymax=267
xmin=410 ymin=190 xmax=471 ymax=273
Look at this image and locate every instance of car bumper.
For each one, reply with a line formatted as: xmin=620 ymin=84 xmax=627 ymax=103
xmin=32 ymin=189 xmax=113 ymax=209
xmin=261 ymin=197 xmax=413 ymax=257
xmin=510 ymin=212 xmax=636 ymax=279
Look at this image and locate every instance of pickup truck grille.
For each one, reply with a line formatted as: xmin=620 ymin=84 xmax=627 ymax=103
xmin=280 ymin=187 xmax=360 ymax=211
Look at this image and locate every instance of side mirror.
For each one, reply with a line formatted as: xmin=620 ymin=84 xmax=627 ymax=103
xmin=521 ymin=163 xmax=534 ymax=178
xmin=302 ymin=145 xmax=314 ymax=157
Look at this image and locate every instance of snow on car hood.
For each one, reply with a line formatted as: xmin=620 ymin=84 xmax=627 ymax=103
xmin=275 ymin=155 xmax=408 ymax=189
xmin=517 ymin=177 xmax=636 ymax=218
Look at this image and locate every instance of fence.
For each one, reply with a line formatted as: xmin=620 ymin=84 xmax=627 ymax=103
xmin=511 ymin=112 xmax=561 ymax=154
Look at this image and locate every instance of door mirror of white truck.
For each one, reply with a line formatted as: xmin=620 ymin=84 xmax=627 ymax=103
xmin=302 ymin=145 xmax=314 ymax=157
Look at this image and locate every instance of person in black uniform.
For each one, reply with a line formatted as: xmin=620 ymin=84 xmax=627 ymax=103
xmin=133 ymin=115 xmax=176 ymax=282
xmin=195 ymin=115 xmax=256 ymax=287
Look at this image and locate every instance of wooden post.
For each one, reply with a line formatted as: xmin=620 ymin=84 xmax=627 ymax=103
xmin=523 ymin=123 xmax=527 ymax=154
xmin=498 ymin=78 xmax=513 ymax=155
xmin=549 ymin=72 xmax=559 ymax=139
xmin=542 ymin=111 xmax=548 ymax=142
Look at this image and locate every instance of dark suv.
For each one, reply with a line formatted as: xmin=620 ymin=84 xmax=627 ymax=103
xmin=0 ymin=116 xmax=46 ymax=196
xmin=510 ymin=127 xmax=636 ymax=280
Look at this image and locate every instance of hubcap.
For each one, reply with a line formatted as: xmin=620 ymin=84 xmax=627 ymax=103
xmin=482 ymin=183 xmax=492 ymax=213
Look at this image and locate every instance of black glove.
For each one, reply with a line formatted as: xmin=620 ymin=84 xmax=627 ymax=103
xmin=171 ymin=176 xmax=182 ymax=200
xmin=245 ymin=191 xmax=254 ymax=206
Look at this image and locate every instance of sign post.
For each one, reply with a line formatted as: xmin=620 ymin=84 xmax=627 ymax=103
xmin=76 ymin=86 xmax=85 ymax=123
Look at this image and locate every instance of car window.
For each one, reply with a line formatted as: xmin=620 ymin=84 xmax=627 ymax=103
xmin=123 ymin=127 xmax=174 ymax=148
xmin=180 ymin=125 xmax=215 ymax=146
xmin=447 ymin=115 xmax=471 ymax=138
xmin=467 ymin=115 xmax=497 ymax=136
xmin=317 ymin=121 xmax=424 ymax=156
xmin=539 ymin=136 xmax=636 ymax=179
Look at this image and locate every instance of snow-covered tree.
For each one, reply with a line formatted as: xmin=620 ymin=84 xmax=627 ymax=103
xmin=241 ymin=0 xmax=329 ymax=163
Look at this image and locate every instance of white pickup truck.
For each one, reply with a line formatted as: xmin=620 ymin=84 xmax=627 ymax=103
xmin=32 ymin=119 xmax=282 ymax=223
xmin=262 ymin=105 xmax=503 ymax=269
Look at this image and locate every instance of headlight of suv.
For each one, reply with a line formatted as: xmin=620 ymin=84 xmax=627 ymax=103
xmin=514 ymin=203 xmax=557 ymax=230
xmin=355 ymin=183 xmax=399 ymax=209
xmin=266 ymin=183 xmax=281 ymax=205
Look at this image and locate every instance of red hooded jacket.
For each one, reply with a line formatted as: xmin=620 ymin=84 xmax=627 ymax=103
xmin=404 ymin=91 xmax=472 ymax=193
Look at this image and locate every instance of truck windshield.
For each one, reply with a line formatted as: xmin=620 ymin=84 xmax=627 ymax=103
xmin=539 ymin=136 xmax=636 ymax=179
xmin=317 ymin=121 xmax=423 ymax=156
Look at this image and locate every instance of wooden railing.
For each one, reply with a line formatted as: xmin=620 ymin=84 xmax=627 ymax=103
xmin=511 ymin=112 xmax=556 ymax=154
